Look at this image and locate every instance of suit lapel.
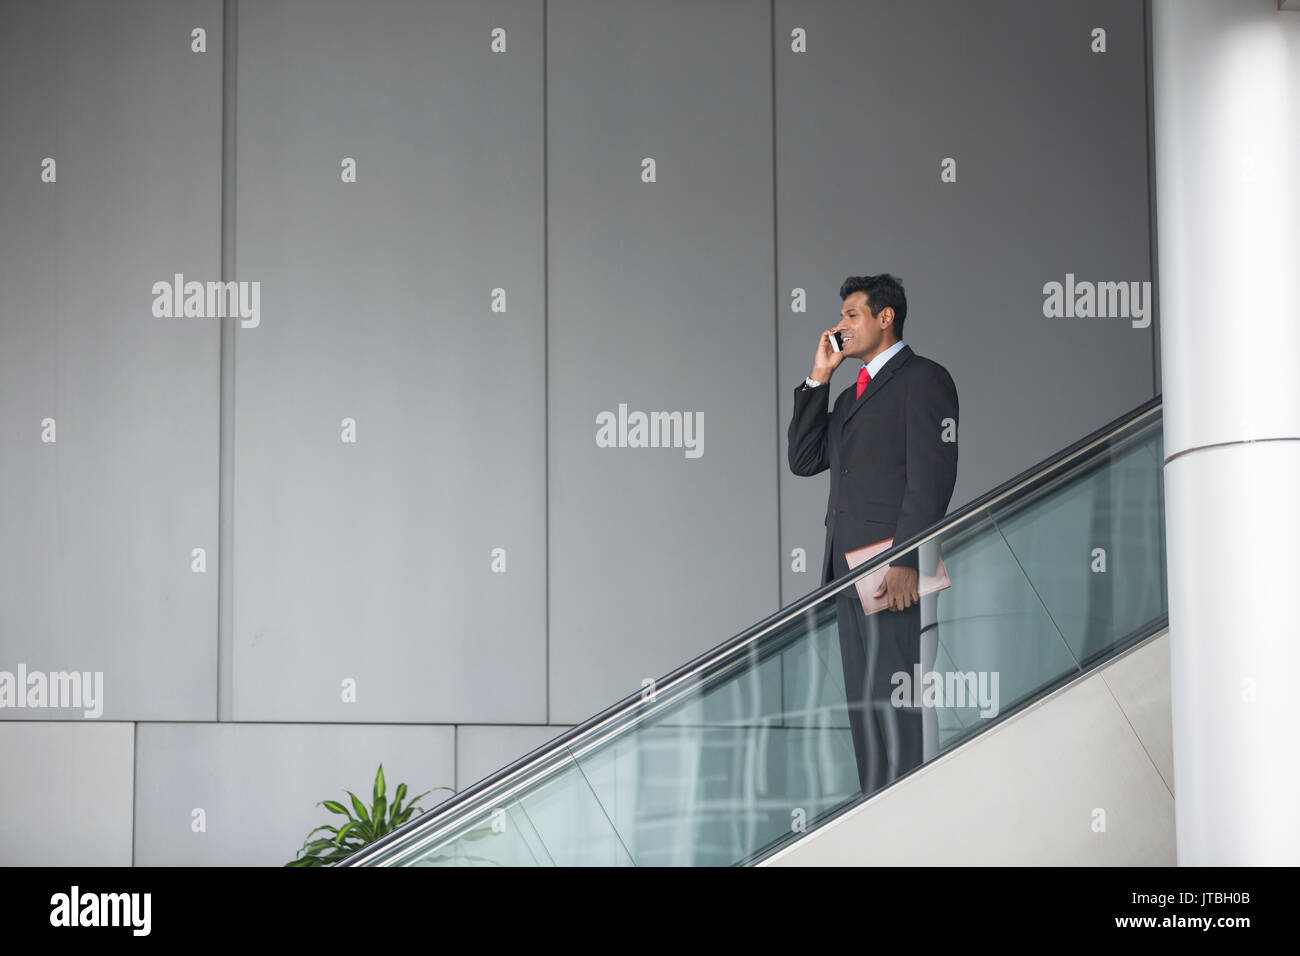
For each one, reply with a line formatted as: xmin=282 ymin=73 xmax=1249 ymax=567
xmin=842 ymin=344 xmax=913 ymax=428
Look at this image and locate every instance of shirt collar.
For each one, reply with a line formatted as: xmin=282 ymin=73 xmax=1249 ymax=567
xmin=865 ymin=339 xmax=906 ymax=378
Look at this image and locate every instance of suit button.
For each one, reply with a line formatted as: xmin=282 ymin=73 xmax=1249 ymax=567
xmin=841 ymin=467 xmax=849 ymax=475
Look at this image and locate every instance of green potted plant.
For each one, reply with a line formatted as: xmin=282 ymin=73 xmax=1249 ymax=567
xmin=287 ymin=763 xmax=448 ymax=867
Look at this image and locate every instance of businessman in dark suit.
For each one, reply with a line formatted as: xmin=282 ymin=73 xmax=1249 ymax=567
xmin=788 ymin=274 xmax=958 ymax=797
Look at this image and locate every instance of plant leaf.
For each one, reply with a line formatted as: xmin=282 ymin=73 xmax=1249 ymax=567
xmin=373 ymin=764 xmax=386 ymax=808
xmin=346 ymin=790 xmax=372 ymax=826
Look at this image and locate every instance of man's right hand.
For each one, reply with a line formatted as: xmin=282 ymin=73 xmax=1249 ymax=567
xmin=811 ymin=328 xmax=847 ymax=384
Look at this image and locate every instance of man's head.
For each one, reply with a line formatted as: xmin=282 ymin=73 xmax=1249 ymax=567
xmin=835 ymin=274 xmax=907 ymax=361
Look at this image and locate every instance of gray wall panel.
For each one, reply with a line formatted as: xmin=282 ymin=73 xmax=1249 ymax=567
xmin=0 ymin=0 xmax=222 ymax=721
xmin=775 ymin=0 xmax=1155 ymax=604
xmin=547 ymin=0 xmax=781 ymax=723
xmin=133 ymin=722 xmax=455 ymax=866
xmin=0 ymin=722 xmax=134 ymax=865
xmin=231 ymin=0 xmax=547 ymax=722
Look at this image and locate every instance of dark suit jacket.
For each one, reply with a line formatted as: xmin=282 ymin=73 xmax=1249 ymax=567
xmin=788 ymin=344 xmax=959 ymax=585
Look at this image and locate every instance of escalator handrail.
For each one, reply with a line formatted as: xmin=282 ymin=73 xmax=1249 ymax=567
xmin=343 ymin=394 xmax=1163 ymax=865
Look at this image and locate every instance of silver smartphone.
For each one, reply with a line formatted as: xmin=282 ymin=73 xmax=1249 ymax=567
xmin=828 ymin=331 xmax=845 ymax=353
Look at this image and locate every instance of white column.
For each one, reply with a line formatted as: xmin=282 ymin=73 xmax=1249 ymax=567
xmin=1152 ymin=0 xmax=1300 ymax=864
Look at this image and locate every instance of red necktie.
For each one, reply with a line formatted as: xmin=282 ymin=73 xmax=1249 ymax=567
xmin=856 ymin=365 xmax=871 ymax=399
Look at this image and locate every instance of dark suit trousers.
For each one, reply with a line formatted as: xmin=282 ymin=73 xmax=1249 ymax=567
xmin=832 ymin=537 xmax=924 ymax=796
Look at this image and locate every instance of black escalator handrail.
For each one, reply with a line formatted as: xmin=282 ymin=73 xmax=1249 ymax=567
xmin=343 ymin=394 xmax=1163 ymax=865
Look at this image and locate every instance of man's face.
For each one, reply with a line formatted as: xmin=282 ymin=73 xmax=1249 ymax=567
xmin=835 ymin=291 xmax=894 ymax=360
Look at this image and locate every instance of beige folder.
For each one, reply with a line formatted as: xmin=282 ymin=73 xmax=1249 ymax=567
xmin=844 ymin=537 xmax=951 ymax=616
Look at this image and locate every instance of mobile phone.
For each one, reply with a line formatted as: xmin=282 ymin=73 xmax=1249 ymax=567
xmin=828 ymin=331 xmax=844 ymax=353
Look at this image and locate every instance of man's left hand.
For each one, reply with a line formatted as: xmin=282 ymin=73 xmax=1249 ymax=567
xmin=873 ymin=566 xmax=920 ymax=611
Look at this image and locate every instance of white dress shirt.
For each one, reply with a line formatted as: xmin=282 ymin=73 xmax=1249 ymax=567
xmin=864 ymin=339 xmax=906 ymax=379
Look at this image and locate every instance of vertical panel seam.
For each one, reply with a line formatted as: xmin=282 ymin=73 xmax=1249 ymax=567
xmin=217 ymin=0 xmax=237 ymax=721
xmin=770 ymin=0 xmax=786 ymax=723
xmin=131 ymin=721 xmax=138 ymax=866
xmin=543 ymin=0 xmax=551 ymax=725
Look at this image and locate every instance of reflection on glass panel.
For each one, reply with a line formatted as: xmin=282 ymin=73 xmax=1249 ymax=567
xmin=576 ymin=723 xmax=859 ymax=866
xmin=931 ymin=637 xmax=974 ymax=737
xmin=993 ymin=420 xmax=1165 ymax=668
xmin=931 ymin=514 xmax=1080 ymax=751
xmin=656 ymin=645 xmax=784 ymax=728
xmin=399 ymin=751 xmax=633 ymax=867
xmin=781 ymin=606 xmax=851 ymax=731
xmin=512 ymin=758 xmax=634 ymax=866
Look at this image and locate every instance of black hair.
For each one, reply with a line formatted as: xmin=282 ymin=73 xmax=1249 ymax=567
xmin=840 ymin=273 xmax=907 ymax=340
